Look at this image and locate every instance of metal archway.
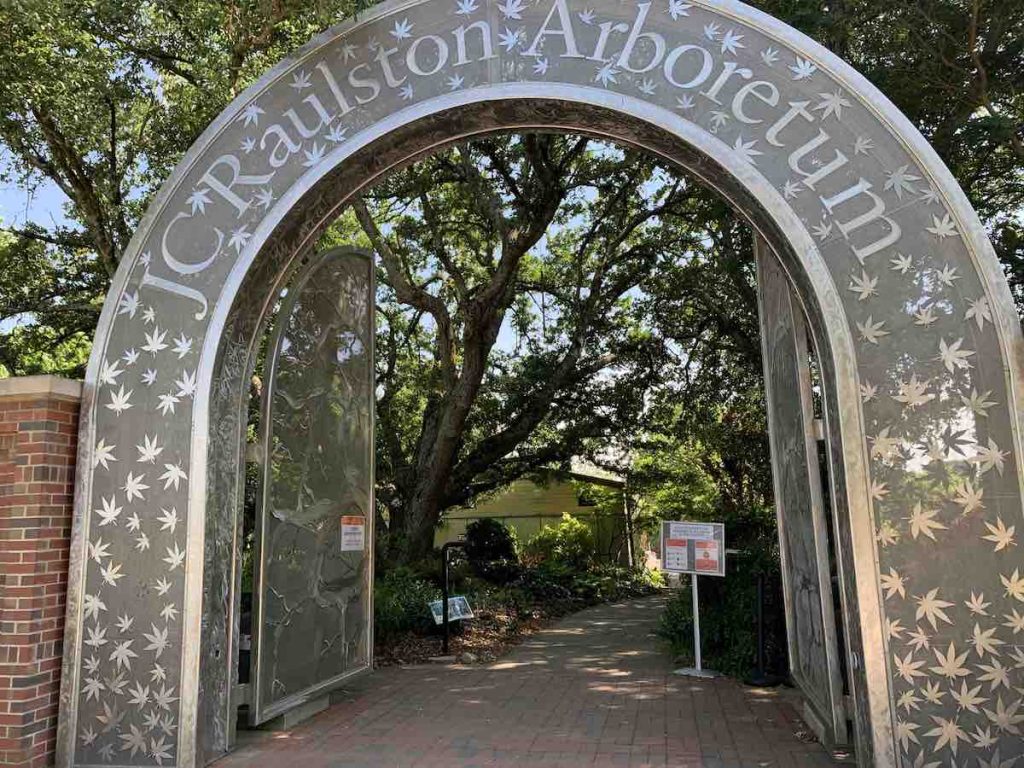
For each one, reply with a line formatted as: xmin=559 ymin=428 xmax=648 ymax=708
xmin=57 ymin=1 xmax=1024 ymax=765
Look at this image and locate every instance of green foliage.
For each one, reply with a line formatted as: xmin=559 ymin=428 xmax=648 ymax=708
xmin=462 ymin=518 xmax=521 ymax=584
xmin=463 ymin=518 xmax=519 ymax=562
xmin=525 ymin=513 xmax=594 ymax=572
xmin=657 ymin=549 xmax=787 ymax=679
xmin=373 ymin=566 xmax=440 ymax=642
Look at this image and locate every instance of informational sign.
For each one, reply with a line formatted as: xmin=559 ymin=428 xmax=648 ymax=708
xmin=339 ymin=515 xmax=366 ymax=552
xmin=663 ymin=538 xmax=689 ymax=572
xmin=660 ymin=521 xmax=726 ymax=577
xmin=694 ymin=540 xmax=720 ymax=574
xmin=429 ymin=596 xmax=474 ymax=625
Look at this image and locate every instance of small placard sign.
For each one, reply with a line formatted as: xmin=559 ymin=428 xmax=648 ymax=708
xmin=339 ymin=515 xmax=366 ymax=552
xmin=660 ymin=520 xmax=726 ymax=577
xmin=429 ymin=596 xmax=474 ymax=625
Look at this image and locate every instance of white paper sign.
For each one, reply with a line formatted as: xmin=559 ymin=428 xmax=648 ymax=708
xmin=340 ymin=515 xmax=366 ymax=552
xmin=663 ymin=538 xmax=689 ymax=572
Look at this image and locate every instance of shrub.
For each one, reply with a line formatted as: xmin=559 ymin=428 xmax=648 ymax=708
xmin=525 ymin=513 xmax=594 ymax=570
xmin=374 ymin=566 xmax=440 ymax=642
xmin=657 ymin=548 xmax=787 ymax=679
xmin=463 ymin=519 xmax=521 ymax=584
xmin=464 ymin=518 xmax=518 ymax=561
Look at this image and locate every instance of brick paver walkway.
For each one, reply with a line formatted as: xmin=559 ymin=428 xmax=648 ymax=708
xmin=219 ymin=594 xmax=835 ymax=767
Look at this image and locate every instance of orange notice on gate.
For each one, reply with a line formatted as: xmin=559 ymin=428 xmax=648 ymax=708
xmin=694 ymin=540 xmax=720 ymax=573
xmin=340 ymin=515 xmax=366 ymax=552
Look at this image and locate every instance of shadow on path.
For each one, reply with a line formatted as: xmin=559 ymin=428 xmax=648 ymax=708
xmin=218 ymin=593 xmax=835 ymax=767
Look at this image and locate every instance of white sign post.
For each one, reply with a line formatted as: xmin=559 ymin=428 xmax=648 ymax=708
xmin=660 ymin=520 xmax=726 ymax=678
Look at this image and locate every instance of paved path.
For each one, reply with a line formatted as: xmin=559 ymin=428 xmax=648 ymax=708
xmin=219 ymin=594 xmax=835 ymax=767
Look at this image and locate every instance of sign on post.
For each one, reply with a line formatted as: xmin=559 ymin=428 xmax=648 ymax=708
xmin=660 ymin=521 xmax=726 ymax=577
xmin=429 ymin=596 xmax=474 ymax=625
xmin=660 ymin=520 xmax=725 ymax=679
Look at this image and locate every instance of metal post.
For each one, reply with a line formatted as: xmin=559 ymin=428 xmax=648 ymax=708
xmin=442 ymin=547 xmax=451 ymax=656
xmin=692 ymin=575 xmax=702 ymax=671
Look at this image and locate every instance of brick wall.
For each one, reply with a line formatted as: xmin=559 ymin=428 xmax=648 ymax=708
xmin=0 ymin=376 xmax=82 ymax=768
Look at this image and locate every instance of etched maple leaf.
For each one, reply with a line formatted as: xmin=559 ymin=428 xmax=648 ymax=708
xmin=142 ymin=327 xmax=169 ymax=355
xmin=880 ymin=567 xmax=905 ymax=599
xmin=929 ymin=638 xmax=966 ymax=684
xmin=869 ymin=479 xmax=888 ymax=501
xmin=160 ymin=462 xmax=187 ymax=490
xmin=88 ymin=540 xmax=111 ymax=567
xmin=883 ymin=165 xmax=920 ymax=199
xmin=965 ymin=296 xmax=992 ymax=331
xmin=886 ymin=617 xmax=904 ymax=639
xmin=857 ymin=316 xmax=888 ymax=344
xmin=1002 ymin=568 xmax=1024 ymax=602
xmin=390 ymin=17 xmax=413 ymax=40
xmin=238 ymin=104 xmax=264 ymax=129
xmin=455 ymin=0 xmax=478 ymax=15
xmin=937 ymin=337 xmax=974 ymax=373
xmin=158 ymin=507 xmax=179 ymax=534
xmin=969 ymin=623 xmax=1005 ymax=658
xmin=497 ymin=0 xmax=525 ymax=19
xmin=93 ymin=438 xmax=117 ymax=470
xmin=82 ymin=676 xmax=104 ymax=702
xmin=893 ymin=376 xmax=934 ymax=408
xmin=163 ymin=542 xmax=185 ymax=571
xmin=144 ymin=623 xmax=171 ymax=658
xmin=99 ymin=359 xmax=123 ymax=386
xmin=667 ymin=0 xmax=692 ymax=20
xmin=983 ymin=517 xmax=1016 ymax=551
xmin=962 ymin=388 xmax=997 ymax=417
xmin=760 ymin=46 xmax=779 ymax=66
xmin=83 ymin=593 xmax=107 ymax=622
xmin=907 ymin=626 xmax=930 ymax=652
xmin=150 ymin=734 xmax=173 ymax=764
xmin=137 ymin=434 xmax=163 ymax=463
xmin=186 ymin=188 xmax=212 ymax=215
xmin=1003 ymin=608 xmax=1024 ymax=634
xmin=952 ymin=479 xmax=984 ymax=515
xmin=719 ymin=29 xmax=744 ymax=55
xmin=926 ymin=213 xmax=957 ymax=238
xmin=100 ymin=560 xmax=124 ymax=587
xmin=913 ymin=305 xmax=938 ymax=326
xmin=127 ymin=682 xmax=150 ymax=707
xmin=925 ymin=715 xmax=966 ymax=755
xmin=860 ymin=381 xmax=878 ymax=402
xmin=853 ymin=135 xmax=873 ymax=155
xmin=731 ymin=136 xmax=762 ymax=165
xmin=119 ymin=724 xmax=148 ymax=757
xmin=876 ymin=519 xmax=900 ymax=546
xmin=893 ymin=650 xmax=926 ymax=683
xmin=950 ymin=681 xmax=987 ymax=713
xmin=915 ymin=588 xmax=954 ymax=629
xmin=891 ymin=253 xmax=914 ymax=274
xmin=935 ymin=264 xmax=960 ymax=287
xmin=848 ymin=269 xmax=878 ymax=300
xmin=920 ymin=680 xmax=945 ymax=705
xmin=907 ymin=503 xmax=946 ymax=541
xmin=814 ymin=89 xmax=851 ymax=121
xmin=96 ymin=700 xmax=124 ymax=733
xmin=897 ymin=689 xmax=921 ymax=713
xmin=122 ymin=471 xmax=148 ymax=502
xmin=152 ymin=684 xmax=178 ymax=711
xmin=95 ymin=495 xmax=122 ymax=527
xmin=965 ymin=591 xmax=990 ymax=616
xmin=870 ymin=426 xmax=901 ymax=461
xmin=157 ymin=392 xmax=180 ymax=416
xmin=974 ymin=438 xmax=1009 ymax=475
xmin=971 ymin=725 xmax=998 ymax=749
xmin=789 ymin=56 xmax=816 ymax=80
xmin=85 ymin=624 xmax=108 ymax=650
xmin=984 ymin=695 xmax=1024 ymax=733
xmin=895 ymin=719 xmax=919 ymax=751
xmin=977 ymin=658 xmax=1012 ymax=691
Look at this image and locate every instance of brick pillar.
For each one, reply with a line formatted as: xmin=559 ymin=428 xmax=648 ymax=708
xmin=0 ymin=376 xmax=82 ymax=768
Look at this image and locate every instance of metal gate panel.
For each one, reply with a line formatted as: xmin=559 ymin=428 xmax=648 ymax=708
xmin=755 ymin=238 xmax=848 ymax=747
xmin=251 ymin=247 xmax=374 ymax=724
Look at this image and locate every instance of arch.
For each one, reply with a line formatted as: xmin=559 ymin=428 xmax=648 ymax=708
xmin=57 ymin=1 xmax=1024 ymax=766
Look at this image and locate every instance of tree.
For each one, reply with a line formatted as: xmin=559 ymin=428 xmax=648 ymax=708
xmin=356 ymin=136 xmax=708 ymax=561
xmin=0 ymin=0 xmax=370 ymax=375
